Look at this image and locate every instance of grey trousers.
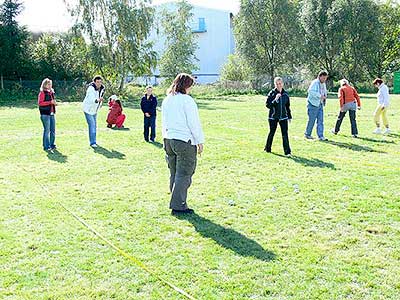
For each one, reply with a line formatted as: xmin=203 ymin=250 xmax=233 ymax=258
xmin=164 ymin=139 xmax=197 ymax=210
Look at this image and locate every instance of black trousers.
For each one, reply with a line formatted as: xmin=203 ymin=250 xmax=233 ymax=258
xmin=334 ymin=110 xmax=358 ymax=135
xmin=144 ymin=115 xmax=156 ymax=141
xmin=265 ymin=119 xmax=291 ymax=155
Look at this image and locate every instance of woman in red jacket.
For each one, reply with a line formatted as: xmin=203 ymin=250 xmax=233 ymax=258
xmin=106 ymin=95 xmax=126 ymax=128
xmin=38 ymin=78 xmax=57 ymax=151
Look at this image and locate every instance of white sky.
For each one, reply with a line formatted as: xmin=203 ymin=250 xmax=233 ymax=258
xmin=15 ymin=0 xmax=240 ymax=32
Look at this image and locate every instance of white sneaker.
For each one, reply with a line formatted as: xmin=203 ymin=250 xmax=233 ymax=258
xmin=373 ymin=128 xmax=381 ymax=134
xmin=90 ymin=144 xmax=98 ymax=148
xmin=331 ymin=128 xmax=338 ymax=135
xmin=383 ymin=128 xmax=391 ymax=135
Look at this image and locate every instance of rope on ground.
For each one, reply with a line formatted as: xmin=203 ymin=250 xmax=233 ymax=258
xmin=19 ymin=165 xmax=197 ymax=300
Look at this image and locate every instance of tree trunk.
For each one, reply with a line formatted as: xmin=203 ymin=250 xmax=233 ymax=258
xmin=0 ymin=74 xmax=3 ymax=90
xmin=118 ymin=75 xmax=125 ymax=93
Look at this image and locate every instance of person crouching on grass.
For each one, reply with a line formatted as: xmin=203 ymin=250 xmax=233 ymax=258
xmin=264 ymin=77 xmax=292 ymax=156
xmin=106 ymin=95 xmax=126 ymax=129
xmin=38 ymin=78 xmax=57 ymax=152
xmin=140 ymin=86 xmax=157 ymax=142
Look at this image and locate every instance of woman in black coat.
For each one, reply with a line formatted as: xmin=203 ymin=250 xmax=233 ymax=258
xmin=264 ymin=77 xmax=292 ymax=156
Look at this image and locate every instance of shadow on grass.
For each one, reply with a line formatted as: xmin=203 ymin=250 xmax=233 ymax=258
xmin=350 ymin=136 xmax=395 ymax=144
xmin=149 ymin=141 xmax=163 ymax=149
xmin=325 ymin=140 xmax=386 ymax=153
xmin=174 ymin=213 xmax=276 ymax=262
xmin=388 ymin=133 xmax=400 ymax=138
xmin=93 ymin=145 xmax=126 ymax=159
xmin=272 ymin=153 xmax=336 ymax=169
xmin=111 ymin=126 xmax=131 ymax=131
xmin=47 ymin=149 xmax=68 ymax=163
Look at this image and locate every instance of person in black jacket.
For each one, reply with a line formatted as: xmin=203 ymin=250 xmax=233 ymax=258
xmin=264 ymin=77 xmax=292 ymax=156
xmin=140 ymin=86 xmax=158 ymax=142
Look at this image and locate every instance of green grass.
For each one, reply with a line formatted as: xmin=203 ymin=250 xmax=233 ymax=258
xmin=1 ymin=93 xmax=399 ymax=300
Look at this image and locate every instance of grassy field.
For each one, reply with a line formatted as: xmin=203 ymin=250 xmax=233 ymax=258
xmin=1 ymin=92 xmax=399 ymax=300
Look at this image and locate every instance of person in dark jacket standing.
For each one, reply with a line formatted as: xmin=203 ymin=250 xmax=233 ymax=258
xmin=264 ymin=77 xmax=292 ymax=156
xmin=140 ymin=86 xmax=158 ymax=142
xmin=38 ymin=78 xmax=57 ymax=152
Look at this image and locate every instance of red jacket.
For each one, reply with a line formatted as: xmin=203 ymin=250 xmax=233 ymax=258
xmin=338 ymin=85 xmax=361 ymax=108
xmin=107 ymin=101 xmax=122 ymax=124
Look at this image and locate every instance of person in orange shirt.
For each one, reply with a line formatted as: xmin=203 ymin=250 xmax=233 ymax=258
xmin=331 ymin=79 xmax=361 ymax=138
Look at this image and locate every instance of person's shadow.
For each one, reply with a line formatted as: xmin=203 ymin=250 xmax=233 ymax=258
xmin=149 ymin=141 xmax=163 ymax=149
xmin=349 ymin=136 xmax=395 ymax=144
xmin=174 ymin=213 xmax=276 ymax=262
xmin=325 ymin=140 xmax=386 ymax=153
xmin=47 ymin=150 xmax=68 ymax=163
xmin=272 ymin=153 xmax=336 ymax=169
xmin=111 ymin=127 xmax=130 ymax=131
xmin=93 ymin=145 xmax=126 ymax=159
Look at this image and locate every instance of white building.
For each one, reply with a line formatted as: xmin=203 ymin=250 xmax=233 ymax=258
xmin=141 ymin=2 xmax=235 ymax=85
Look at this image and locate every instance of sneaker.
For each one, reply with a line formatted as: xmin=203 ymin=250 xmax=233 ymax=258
xmin=150 ymin=138 xmax=155 ymax=142
xmin=319 ymin=137 xmax=328 ymax=141
xmin=352 ymin=134 xmax=358 ymax=138
xmin=285 ymin=153 xmax=292 ymax=158
xmin=383 ymin=128 xmax=391 ymax=135
xmin=373 ymin=128 xmax=381 ymax=134
xmin=331 ymin=128 xmax=338 ymax=135
xmin=90 ymin=144 xmax=98 ymax=148
xmin=264 ymin=148 xmax=271 ymax=153
xmin=171 ymin=208 xmax=194 ymax=215
xmin=47 ymin=148 xmax=54 ymax=153
xmin=304 ymin=134 xmax=314 ymax=140
xmin=107 ymin=124 xmax=112 ymax=128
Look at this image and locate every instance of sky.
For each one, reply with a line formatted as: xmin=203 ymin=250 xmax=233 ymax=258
xmin=15 ymin=0 xmax=240 ymax=32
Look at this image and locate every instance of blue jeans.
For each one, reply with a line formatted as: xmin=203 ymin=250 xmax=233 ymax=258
xmin=305 ymin=103 xmax=324 ymax=138
xmin=40 ymin=114 xmax=56 ymax=150
xmin=84 ymin=112 xmax=97 ymax=145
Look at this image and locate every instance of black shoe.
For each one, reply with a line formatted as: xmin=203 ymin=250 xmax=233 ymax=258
xmin=264 ymin=148 xmax=271 ymax=153
xmin=107 ymin=124 xmax=112 ymax=128
xmin=171 ymin=208 xmax=194 ymax=215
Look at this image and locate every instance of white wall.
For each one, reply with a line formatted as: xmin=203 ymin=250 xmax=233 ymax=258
xmin=140 ymin=2 xmax=235 ymax=85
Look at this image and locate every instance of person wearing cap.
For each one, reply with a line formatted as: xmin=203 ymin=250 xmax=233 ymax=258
xmin=372 ymin=78 xmax=391 ymax=134
xmin=106 ymin=95 xmax=126 ymax=129
xmin=331 ymin=79 xmax=361 ymax=138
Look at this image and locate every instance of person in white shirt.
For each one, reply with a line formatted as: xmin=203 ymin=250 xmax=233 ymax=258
xmin=373 ymin=78 xmax=391 ymax=134
xmin=82 ymin=75 xmax=105 ymax=147
xmin=162 ymin=73 xmax=204 ymax=215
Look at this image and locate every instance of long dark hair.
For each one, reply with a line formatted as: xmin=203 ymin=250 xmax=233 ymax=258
xmin=167 ymin=73 xmax=195 ymax=95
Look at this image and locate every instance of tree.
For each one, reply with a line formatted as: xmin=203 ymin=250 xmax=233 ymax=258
xmin=30 ymin=28 xmax=91 ymax=80
xmin=159 ymin=0 xmax=198 ymax=80
xmin=66 ymin=0 xmax=157 ymax=92
xmin=329 ymin=0 xmax=380 ymax=82
xmin=370 ymin=0 xmax=400 ymax=78
xmin=0 ymin=0 xmax=29 ymax=82
xmin=220 ymin=54 xmax=251 ymax=82
xmin=300 ymin=0 xmax=344 ymax=80
xmin=234 ymin=0 xmax=302 ymax=85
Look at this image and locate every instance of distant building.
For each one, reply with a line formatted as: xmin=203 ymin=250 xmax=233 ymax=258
xmin=138 ymin=2 xmax=235 ymax=85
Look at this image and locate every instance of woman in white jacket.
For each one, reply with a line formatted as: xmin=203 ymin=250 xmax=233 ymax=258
xmin=373 ymin=78 xmax=390 ymax=135
xmin=83 ymin=75 xmax=105 ymax=147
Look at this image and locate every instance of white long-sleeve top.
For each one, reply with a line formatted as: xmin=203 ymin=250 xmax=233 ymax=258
xmin=377 ymin=83 xmax=390 ymax=107
xmin=162 ymin=93 xmax=205 ymax=145
xmin=82 ymin=85 xmax=102 ymax=115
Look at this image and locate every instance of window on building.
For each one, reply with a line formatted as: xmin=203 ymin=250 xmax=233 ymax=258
xmin=192 ymin=18 xmax=207 ymax=33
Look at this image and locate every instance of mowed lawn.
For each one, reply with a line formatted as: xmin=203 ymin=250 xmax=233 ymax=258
xmin=1 ymin=93 xmax=399 ymax=300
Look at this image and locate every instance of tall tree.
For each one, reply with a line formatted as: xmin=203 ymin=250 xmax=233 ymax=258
xmin=159 ymin=0 xmax=198 ymax=80
xmin=234 ymin=0 xmax=302 ymax=86
xmin=300 ymin=0 xmax=344 ymax=80
xmin=329 ymin=0 xmax=380 ymax=82
xmin=0 ymin=0 xmax=29 ymax=82
xmin=66 ymin=0 xmax=157 ymax=92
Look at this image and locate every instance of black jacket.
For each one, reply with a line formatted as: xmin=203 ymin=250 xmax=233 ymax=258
xmin=266 ymin=88 xmax=292 ymax=120
xmin=141 ymin=94 xmax=157 ymax=116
